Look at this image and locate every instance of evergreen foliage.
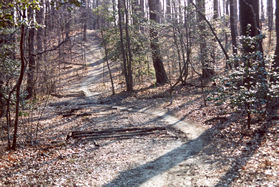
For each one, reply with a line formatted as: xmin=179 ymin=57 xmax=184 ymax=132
xmin=209 ymin=34 xmax=279 ymax=128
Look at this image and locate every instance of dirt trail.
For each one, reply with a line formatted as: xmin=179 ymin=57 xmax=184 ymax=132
xmin=1 ymin=31 xmax=276 ymax=187
xmin=58 ymin=31 xmax=226 ymax=186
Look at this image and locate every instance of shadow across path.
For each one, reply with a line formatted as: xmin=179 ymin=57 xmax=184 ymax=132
xmin=104 ymin=127 xmax=214 ymax=187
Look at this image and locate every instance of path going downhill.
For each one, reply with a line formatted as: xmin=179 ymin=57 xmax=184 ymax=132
xmin=53 ymin=31 xmax=228 ymax=186
xmin=22 ymin=31 xmax=233 ymax=186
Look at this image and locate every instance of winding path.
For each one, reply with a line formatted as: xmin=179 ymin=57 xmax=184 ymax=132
xmin=62 ymin=31 xmax=223 ymax=186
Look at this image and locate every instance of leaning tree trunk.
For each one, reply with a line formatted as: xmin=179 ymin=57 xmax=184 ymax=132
xmin=148 ymin=0 xmax=168 ymax=85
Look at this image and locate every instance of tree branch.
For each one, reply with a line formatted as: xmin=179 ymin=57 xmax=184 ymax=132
xmin=191 ymin=2 xmax=229 ymax=60
xmin=33 ymin=38 xmax=69 ymax=56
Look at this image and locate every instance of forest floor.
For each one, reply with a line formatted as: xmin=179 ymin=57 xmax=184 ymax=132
xmin=0 ymin=30 xmax=278 ymax=186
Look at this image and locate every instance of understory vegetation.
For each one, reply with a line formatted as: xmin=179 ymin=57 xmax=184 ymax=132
xmin=0 ymin=0 xmax=278 ymax=186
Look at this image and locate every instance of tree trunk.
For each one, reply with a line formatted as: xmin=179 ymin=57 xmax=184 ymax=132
xmin=101 ymin=30 xmax=115 ymax=95
xmin=124 ymin=0 xmax=133 ymax=91
xmin=118 ymin=0 xmax=132 ymax=91
xmin=148 ymin=0 xmax=168 ymax=85
xmin=267 ymin=0 xmax=273 ymax=48
xmin=274 ymin=0 xmax=279 ymax=69
xmin=239 ymin=0 xmax=263 ymax=129
xmin=260 ymin=0 xmax=265 ymax=23
xmin=112 ymin=0 xmax=117 ymax=27
xmin=214 ymin=0 xmax=219 ymax=19
xmin=212 ymin=0 xmax=219 ymax=66
xmin=140 ymin=0 xmax=145 ymax=18
xmin=267 ymin=0 xmax=273 ymax=31
xmin=230 ymin=0 xmax=238 ymax=55
xmin=26 ymin=8 xmax=36 ymax=99
xmin=95 ymin=0 xmax=100 ymax=29
xmin=82 ymin=0 xmax=87 ymax=41
xmin=166 ymin=0 xmax=171 ymax=21
xmin=65 ymin=4 xmax=72 ymax=40
xmin=239 ymin=0 xmax=261 ymax=53
xmin=197 ymin=0 xmax=213 ymax=78
xmin=132 ymin=0 xmax=140 ymax=30
xmin=12 ymin=11 xmax=26 ymax=150
xmin=224 ymin=0 xmax=229 ymax=51
xmin=36 ymin=2 xmax=43 ymax=66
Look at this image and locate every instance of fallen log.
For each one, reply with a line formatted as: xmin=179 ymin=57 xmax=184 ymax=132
xmin=66 ymin=127 xmax=167 ymax=141
xmin=51 ymin=91 xmax=86 ymax=98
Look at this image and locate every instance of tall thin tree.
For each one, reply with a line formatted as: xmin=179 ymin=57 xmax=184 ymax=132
xmin=118 ymin=0 xmax=133 ymax=91
xmin=267 ymin=0 xmax=273 ymax=47
xmin=230 ymin=0 xmax=238 ymax=55
xmin=26 ymin=7 xmax=36 ymax=99
xmin=274 ymin=0 xmax=279 ymax=69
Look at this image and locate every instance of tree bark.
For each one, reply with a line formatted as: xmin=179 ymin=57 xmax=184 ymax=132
xmin=148 ymin=0 xmax=168 ymax=85
xmin=196 ymin=0 xmax=213 ymax=78
xmin=267 ymin=0 xmax=273 ymax=31
xmin=267 ymin=0 xmax=273 ymax=48
xmin=124 ymin=0 xmax=133 ymax=91
xmin=274 ymin=0 xmax=279 ymax=69
xmin=118 ymin=0 xmax=133 ymax=91
xmin=166 ymin=0 xmax=171 ymax=21
xmin=36 ymin=1 xmax=43 ymax=64
xmin=65 ymin=5 xmax=71 ymax=39
xmin=12 ymin=11 xmax=26 ymax=150
xmin=214 ymin=0 xmax=219 ymax=19
xmin=239 ymin=0 xmax=261 ymax=53
xmin=81 ymin=0 xmax=87 ymax=41
xmin=26 ymin=8 xmax=36 ymax=99
xmin=260 ymin=0 xmax=265 ymax=23
xmin=230 ymin=0 xmax=238 ymax=55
